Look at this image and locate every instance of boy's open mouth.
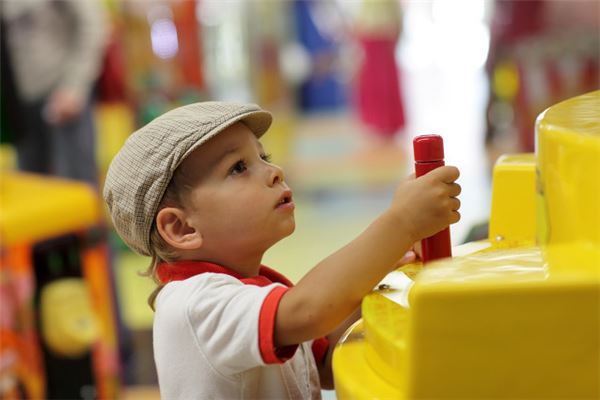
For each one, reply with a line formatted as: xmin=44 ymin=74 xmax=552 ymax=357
xmin=276 ymin=190 xmax=293 ymax=207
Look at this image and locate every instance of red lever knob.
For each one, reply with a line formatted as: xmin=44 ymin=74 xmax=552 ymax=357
xmin=413 ymin=134 xmax=452 ymax=263
xmin=413 ymin=134 xmax=445 ymax=162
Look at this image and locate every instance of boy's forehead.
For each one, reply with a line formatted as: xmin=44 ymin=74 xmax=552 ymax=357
xmin=182 ymin=123 xmax=261 ymax=170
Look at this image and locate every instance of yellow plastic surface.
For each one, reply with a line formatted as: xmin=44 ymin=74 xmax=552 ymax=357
xmin=488 ymin=153 xmax=536 ymax=247
xmin=334 ymin=242 xmax=489 ymax=399
xmin=406 ymin=246 xmax=599 ymax=399
xmin=40 ymin=278 xmax=99 ymax=357
xmin=536 ymin=91 xmax=600 ymax=249
xmin=332 ymin=321 xmax=403 ymax=399
xmin=362 ymin=292 xmax=407 ymax=387
xmin=0 ymin=173 xmax=100 ymax=246
xmin=333 ymin=91 xmax=600 ymax=399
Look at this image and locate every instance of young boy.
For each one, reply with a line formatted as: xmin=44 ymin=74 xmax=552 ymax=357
xmin=103 ymin=102 xmax=461 ymax=399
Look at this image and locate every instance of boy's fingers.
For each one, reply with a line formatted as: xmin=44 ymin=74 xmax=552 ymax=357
xmin=449 ymin=183 xmax=461 ymax=197
xmin=450 ymin=197 xmax=461 ymax=211
xmin=428 ymin=165 xmax=459 ymax=183
xmin=450 ymin=210 xmax=461 ymax=224
xmin=442 ymin=166 xmax=460 ymax=183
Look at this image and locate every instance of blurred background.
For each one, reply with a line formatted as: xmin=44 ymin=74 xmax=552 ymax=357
xmin=0 ymin=0 xmax=598 ymax=398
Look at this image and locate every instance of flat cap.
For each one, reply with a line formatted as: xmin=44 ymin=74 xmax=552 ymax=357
xmin=103 ymin=101 xmax=272 ymax=256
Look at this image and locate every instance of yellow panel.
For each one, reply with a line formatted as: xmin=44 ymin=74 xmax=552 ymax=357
xmin=536 ymin=91 xmax=600 ymax=248
xmin=406 ymin=246 xmax=599 ymax=399
xmin=488 ymin=153 xmax=536 ymax=247
xmin=0 ymin=173 xmax=99 ymax=245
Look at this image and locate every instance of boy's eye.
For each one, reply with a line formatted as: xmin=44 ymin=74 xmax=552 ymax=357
xmin=261 ymin=153 xmax=273 ymax=163
xmin=230 ymin=160 xmax=247 ymax=175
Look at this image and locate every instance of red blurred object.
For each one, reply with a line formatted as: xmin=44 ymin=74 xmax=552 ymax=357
xmin=413 ymin=135 xmax=452 ymax=263
xmin=97 ymin=30 xmax=128 ymax=103
xmin=172 ymin=0 xmax=204 ymax=89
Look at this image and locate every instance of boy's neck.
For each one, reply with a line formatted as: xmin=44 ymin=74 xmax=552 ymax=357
xmin=178 ymin=250 xmax=264 ymax=278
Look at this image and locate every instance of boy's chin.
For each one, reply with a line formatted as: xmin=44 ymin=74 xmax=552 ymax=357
xmin=285 ymin=221 xmax=296 ymax=236
xmin=274 ymin=223 xmax=296 ymax=243
xmin=284 ymin=224 xmax=296 ymax=237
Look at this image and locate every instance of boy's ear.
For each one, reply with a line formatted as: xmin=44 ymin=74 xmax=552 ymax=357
xmin=155 ymin=207 xmax=203 ymax=250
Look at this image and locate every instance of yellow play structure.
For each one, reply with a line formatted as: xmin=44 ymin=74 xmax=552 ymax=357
xmin=332 ymin=91 xmax=600 ymax=398
xmin=0 ymin=175 xmax=120 ymax=399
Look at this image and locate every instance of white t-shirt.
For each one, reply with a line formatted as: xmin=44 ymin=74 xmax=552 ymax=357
xmin=153 ymin=262 xmax=325 ymax=399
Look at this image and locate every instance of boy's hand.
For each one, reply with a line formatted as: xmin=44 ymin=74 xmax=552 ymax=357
xmin=275 ymin=167 xmax=460 ymax=347
xmin=389 ymin=166 xmax=461 ymax=242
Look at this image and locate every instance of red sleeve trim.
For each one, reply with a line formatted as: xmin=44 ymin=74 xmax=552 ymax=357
xmin=259 ymin=286 xmax=298 ymax=364
xmin=311 ymin=337 xmax=330 ymax=366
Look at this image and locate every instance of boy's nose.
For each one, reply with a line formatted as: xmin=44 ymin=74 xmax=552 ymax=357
xmin=268 ymin=163 xmax=285 ymax=186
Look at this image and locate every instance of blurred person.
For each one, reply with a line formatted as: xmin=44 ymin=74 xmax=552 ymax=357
xmin=1 ymin=0 xmax=107 ymax=185
xmin=293 ymin=0 xmax=347 ymax=112
xmin=353 ymin=0 xmax=405 ymax=147
xmin=103 ymin=102 xmax=461 ymax=398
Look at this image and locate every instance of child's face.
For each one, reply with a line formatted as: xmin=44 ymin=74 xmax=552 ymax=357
xmin=178 ymin=122 xmax=295 ymax=261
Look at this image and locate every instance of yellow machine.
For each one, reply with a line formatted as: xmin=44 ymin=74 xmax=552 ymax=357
xmin=0 ymin=174 xmax=120 ymax=399
xmin=332 ymin=91 xmax=600 ymax=398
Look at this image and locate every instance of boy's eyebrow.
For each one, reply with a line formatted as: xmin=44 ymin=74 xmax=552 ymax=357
xmin=208 ymin=145 xmax=241 ymax=170
xmin=206 ymin=139 xmax=264 ymax=171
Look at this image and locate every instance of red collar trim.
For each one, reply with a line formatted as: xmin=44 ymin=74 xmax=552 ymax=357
xmin=157 ymin=260 xmax=293 ymax=287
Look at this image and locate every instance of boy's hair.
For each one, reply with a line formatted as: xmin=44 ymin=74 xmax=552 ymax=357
xmin=144 ymin=167 xmax=190 ymax=309
xmin=144 ymin=154 xmax=207 ymax=308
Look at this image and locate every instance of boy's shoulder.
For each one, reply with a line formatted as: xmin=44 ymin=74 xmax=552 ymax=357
xmin=155 ymin=272 xmax=283 ymax=315
xmin=156 ymin=272 xmax=244 ymax=303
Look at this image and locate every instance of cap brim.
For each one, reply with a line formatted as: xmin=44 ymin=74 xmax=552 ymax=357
xmin=240 ymin=110 xmax=272 ymax=139
xmin=180 ymin=109 xmax=273 ymax=164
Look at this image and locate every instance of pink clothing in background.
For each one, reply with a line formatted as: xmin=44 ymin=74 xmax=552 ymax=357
xmin=356 ymin=35 xmax=405 ymax=138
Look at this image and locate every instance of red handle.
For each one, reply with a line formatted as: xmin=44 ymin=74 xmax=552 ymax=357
xmin=413 ymin=135 xmax=452 ymax=263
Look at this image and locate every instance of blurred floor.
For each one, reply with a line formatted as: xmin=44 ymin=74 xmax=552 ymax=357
xmin=121 ymin=385 xmax=161 ymax=400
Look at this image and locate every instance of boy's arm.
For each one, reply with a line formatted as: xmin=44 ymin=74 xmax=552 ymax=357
xmin=274 ymin=166 xmax=461 ymax=347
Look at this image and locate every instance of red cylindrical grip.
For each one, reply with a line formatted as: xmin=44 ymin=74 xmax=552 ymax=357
xmin=413 ymin=134 xmax=452 ymax=263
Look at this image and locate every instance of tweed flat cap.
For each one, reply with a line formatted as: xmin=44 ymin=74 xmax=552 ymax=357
xmin=103 ymin=101 xmax=272 ymax=256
